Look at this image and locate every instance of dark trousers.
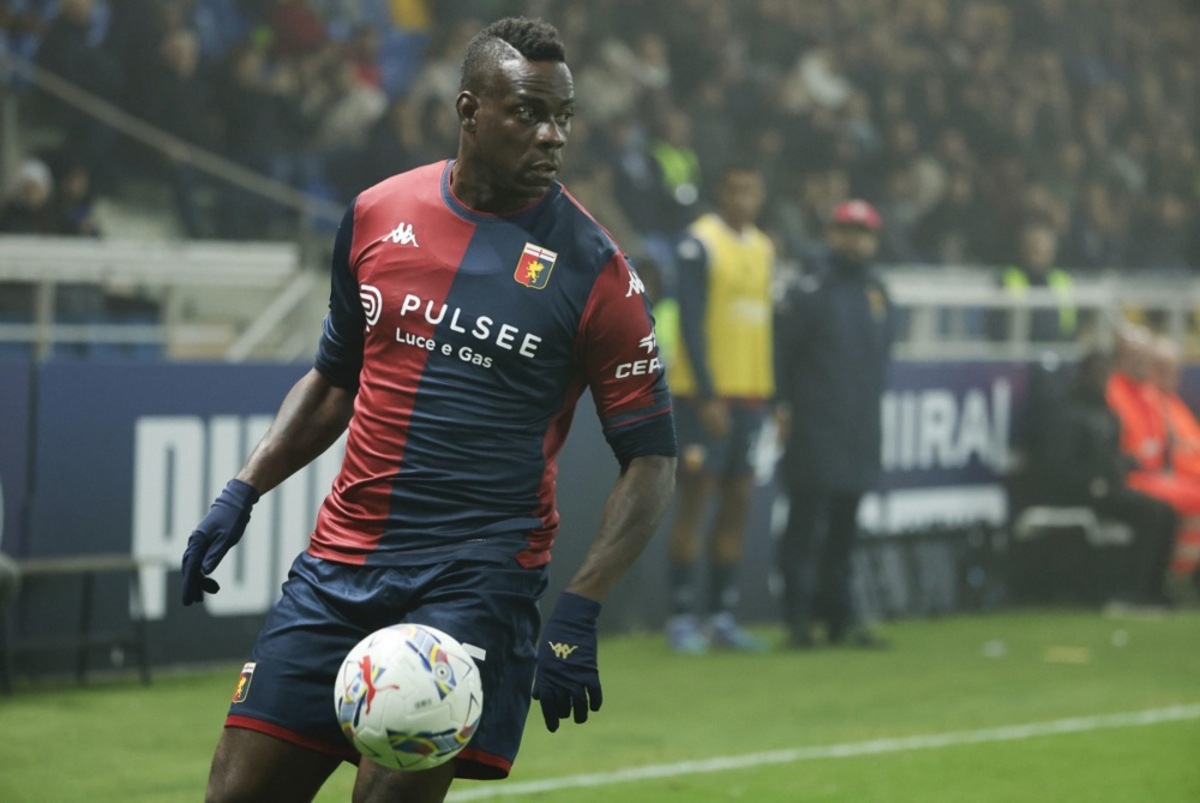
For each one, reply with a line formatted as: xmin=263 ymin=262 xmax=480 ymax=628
xmin=1092 ymin=487 xmax=1176 ymax=604
xmin=780 ymin=488 xmax=862 ymax=639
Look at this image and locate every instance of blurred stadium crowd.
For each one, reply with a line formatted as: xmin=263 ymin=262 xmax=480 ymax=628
xmin=2 ymin=0 xmax=1199 ymax=274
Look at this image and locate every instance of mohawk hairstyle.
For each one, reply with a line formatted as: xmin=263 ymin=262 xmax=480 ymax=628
xmin=459 ymin=17 xmax=566 ymax=93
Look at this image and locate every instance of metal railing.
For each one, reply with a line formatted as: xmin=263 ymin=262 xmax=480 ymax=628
xmin=0 ymin=235 xmax=305 ymax=360
xmin=882 ymin=266 xmax=1199 ymax=361
xmin=2 ymin=235 xmax=1196 ymax=364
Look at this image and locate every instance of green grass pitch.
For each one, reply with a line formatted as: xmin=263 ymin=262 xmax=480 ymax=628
xmin=1 ymin=609 xmax=1197 ymax=802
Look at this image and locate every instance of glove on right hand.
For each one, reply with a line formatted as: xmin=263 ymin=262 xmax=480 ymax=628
xmin=531 ymin=592 xmax=603 ymax=733
xmin=180 ymin=478 xmax=260 ymax=606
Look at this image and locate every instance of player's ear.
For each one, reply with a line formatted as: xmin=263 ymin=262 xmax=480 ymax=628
xmin=457 ymin=91 xmax=479 ymax=133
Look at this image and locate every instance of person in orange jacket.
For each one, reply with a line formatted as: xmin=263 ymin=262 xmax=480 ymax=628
xmin=1147 ymin=336 xmax=1200 ymax=475
xmin=1104 ymin=321 xmax=1200 ymax=592
xmin=1106 ymin=325 xmax=1167 ymax=471
xmin=1108 ymin=325 xmax=1200 ymax=589
xmin=1143 ymin=335 xmax=1200 ymax=579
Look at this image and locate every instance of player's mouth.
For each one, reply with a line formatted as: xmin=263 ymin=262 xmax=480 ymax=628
xmin=529 ymin=161 xmax=559 ymax=180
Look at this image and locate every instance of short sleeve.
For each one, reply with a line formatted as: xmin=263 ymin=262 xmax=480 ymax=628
xmin=577 ymin=254 xmax=676 ymax=462
xmin=314 ymin=199 xmax=365 ymax=389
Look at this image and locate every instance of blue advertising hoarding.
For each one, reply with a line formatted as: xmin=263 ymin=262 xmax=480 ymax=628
xmin=26 ymin=361 xmax=321 ymax=663
xmin=11 ymin=355 xmax=1189 ymax=669
xmin=21 ymin=360 xmax=615 ymax=665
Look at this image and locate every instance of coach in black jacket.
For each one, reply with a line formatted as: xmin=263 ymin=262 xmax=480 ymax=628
xmin=775 ymin=200 xmax=895 ymax=648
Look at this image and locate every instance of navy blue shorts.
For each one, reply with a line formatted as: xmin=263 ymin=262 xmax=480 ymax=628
xmin=673 ymin=397 xmax=768 ymax=478
xmin=225 ymin=551 xmax=548 ymax=780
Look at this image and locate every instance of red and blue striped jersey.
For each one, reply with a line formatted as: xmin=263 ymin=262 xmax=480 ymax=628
xmin=309 ymin=160 xmax=675 ymax=568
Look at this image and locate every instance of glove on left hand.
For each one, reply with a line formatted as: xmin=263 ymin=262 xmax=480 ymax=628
xmin=531 ymin=591 xmax=603 ymax=733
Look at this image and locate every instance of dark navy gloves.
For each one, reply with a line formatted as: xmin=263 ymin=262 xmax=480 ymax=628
xmin=531 ymin=591 xmax=603 ymax=732
xmin=181 ymin=479 xmax=260 ymax=605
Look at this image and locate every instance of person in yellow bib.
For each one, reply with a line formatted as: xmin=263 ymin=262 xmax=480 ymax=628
xmin=988 ymin=219 xmax=1078 ymax=344
xmin=664 ymin=162 xmax=775 ymax=653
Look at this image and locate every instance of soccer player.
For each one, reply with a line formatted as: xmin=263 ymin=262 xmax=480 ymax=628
xmin=664 ymin=162 xmax=775 ymax=653
xmin=180 ymin=18 xmax=677 ymax=803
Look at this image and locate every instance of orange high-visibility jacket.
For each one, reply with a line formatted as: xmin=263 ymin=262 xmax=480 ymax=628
xmin=1107 ymin=372 xmax=1166 ymax=471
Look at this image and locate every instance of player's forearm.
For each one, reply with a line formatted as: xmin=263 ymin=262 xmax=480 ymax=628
xmin=236 ymin=367 xmax=356 ymax=493
xmin=565 ymin=454 xmax=676 ymax=602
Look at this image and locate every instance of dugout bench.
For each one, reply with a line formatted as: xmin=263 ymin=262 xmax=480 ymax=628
xmin=1006 ymin=505 xmax=1135 ymax=605
xmin=0 ymin=553 xmax=155 ymax=694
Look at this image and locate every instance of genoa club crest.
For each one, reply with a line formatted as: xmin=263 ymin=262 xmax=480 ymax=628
xmin=513 ymin=242 xmax=558 ymax=289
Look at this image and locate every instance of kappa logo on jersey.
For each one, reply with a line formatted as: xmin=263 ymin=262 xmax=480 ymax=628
xmin=360 ymin=284 xmax=383 ymax=328
xmin=232 ymin=662 xmax=255 ymax=703
xmin=514 ymin=243 xmax=558 ymax=289
xmin=625 ymin=266 xmax=646 ymax=297
xmin=381 ymin=222 xmax=419 ymax=247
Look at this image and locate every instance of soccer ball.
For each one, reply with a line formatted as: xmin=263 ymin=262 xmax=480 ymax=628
xmin=334 ymin=623 xmax=484 ymax=771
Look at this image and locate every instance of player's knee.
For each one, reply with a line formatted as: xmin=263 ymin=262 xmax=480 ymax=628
xmin=204 ymin=756 xmax=282 ymax=803
xmin=352 ymin=760 xmax=455 ymax=803
xmin=205 ymin=728 xmax=337 ymax=803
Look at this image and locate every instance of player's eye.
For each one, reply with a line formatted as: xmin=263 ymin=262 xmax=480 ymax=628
xmin=554 ymin=111 xmax=574 ymax=126
xmin=515 ymin=106 xmax=537 ymax=123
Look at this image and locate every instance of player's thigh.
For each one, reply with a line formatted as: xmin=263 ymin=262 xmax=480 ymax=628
xmin=353 ymin=758 xmax=456 ymax=803
xmin=408 ymin=561 xmax=547 ymax=781
xmin=673 ymin=396 xmax=719 ymax=478
xmin=207 ymin=726 xmax=342 ymax=803
xmin=719 ymin=401 xmax=768 ymax=479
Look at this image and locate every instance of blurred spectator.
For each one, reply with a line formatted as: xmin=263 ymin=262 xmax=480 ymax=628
xmin=561 ymin=141 xmax=645 ymax=263
xmin=343 ymin=24 xmax=382 ymax=87
xmin=606 ymin=114 xmax=669 ymax=255
xmin=1149 ymin=336 xmax=1200 ymax=479
xmin=50 ymin=158 xmax=101 ymax=237
xmin=32 ymin=0 xmax=120 ymax=193
xmin=266 ymin=0 xmax=327 ymax=58
xmin=1107 ymin=325 xmax=1200 ymax=594
xmin=144 ymin=27 xmax=214 ymax=237
xmin=780 ymin=43 xmax=852 ymax=114
xmin=647 ymin=104 xmax=703 ymax=234
xmin=1133 ymin=190 xmax=1197 ymax=272
xmin=774 ymin=167 xmax=851 ymax=268
xmin=1042 ymin=139 xmax=1089 ymax=213
xmin=874 ymin=163 xmax=922 ymax=264
xmin=0 ymin=158 xmax=58 ymax=234
xmin=572 ymin=37 xmax=644 ymax=127
xmin=309 ymin=56 xmax=386 ymax=152
xmin=1107 ymin=325 xmax=1165 ymax=472
xmin=913 ymin=168 xmax=990 ymax=265
xmin=6 ymin=0 xmax=1200 ymax=278
xmin=0 ymin=157 xmax=112 ymax=351
xmin=212 ymin=42 xmax=306 ymax=237
xmin=1144 ymin=335 xmax=1200 ymax=582
xmin=402 ymin=16 xmax=478 ymax=117
xmin=1035 ymin=349 xmax=1176 ymax=608
xmin=1064 ymin=179 xmax=1131 ymax=270
xmin=987 ymin=219 xmax=1078 ymax=344
xmin=345 ymin=98 xmax=419 ymax=197
xmin=191 ymin=0 xmax=251 ymax=63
